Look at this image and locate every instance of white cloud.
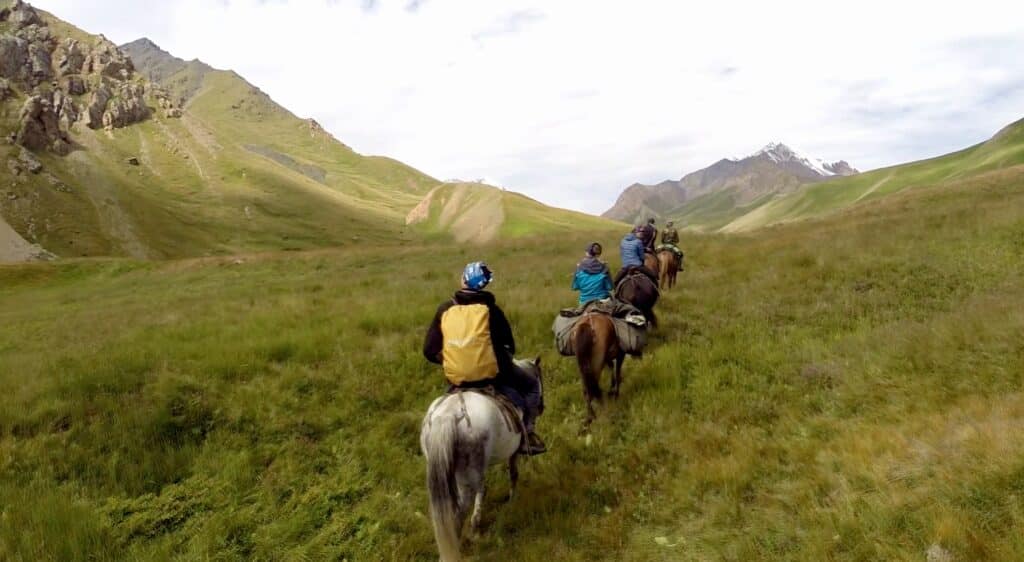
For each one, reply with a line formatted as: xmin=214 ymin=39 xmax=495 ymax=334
xmin=33 ymin=0 xmax=1024 ymax=214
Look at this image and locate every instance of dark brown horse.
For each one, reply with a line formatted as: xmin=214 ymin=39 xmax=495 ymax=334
xmin=615 ymin=271 xmax=659 ymax=327
xmin=572 ymin=312 xmax=624 ymax=426
xmin=658 ymin=250 xmax=679 ymax=289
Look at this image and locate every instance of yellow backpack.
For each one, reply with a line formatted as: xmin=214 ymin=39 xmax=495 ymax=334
xmin=441 ymin=303 xmax=499 ymax=385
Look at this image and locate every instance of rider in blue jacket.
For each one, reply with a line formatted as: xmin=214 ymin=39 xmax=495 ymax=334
xmin=572 ymin=242 xmax=614 ymax=305
xmin=614 ymin=226 xmax=659 ymax=286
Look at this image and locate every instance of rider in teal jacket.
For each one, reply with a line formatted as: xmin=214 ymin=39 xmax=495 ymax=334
xmin=572 ymin=242 xmax=614 ymax=305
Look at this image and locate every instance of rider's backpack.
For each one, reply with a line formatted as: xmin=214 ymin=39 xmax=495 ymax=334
xmin=441 ymin=303 xmax=499 ymax=385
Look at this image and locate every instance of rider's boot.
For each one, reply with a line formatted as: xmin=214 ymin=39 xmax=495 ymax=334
xmin=520 ymin=431 xmax=547 ymax=456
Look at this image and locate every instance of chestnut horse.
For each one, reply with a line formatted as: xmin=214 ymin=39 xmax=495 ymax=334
xmin=643 ymin=251 xmax=659 ymax=273
xmin=572 ymin=313 xmax=625 ymax=426
xmin=658 ymin=250 xmax=679 ymax=289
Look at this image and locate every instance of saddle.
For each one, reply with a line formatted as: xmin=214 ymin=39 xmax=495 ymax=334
xmin=446 ymin=385 xmax=525 ymax=437
xmin=616 ymin=267 xmax=659 ymax=293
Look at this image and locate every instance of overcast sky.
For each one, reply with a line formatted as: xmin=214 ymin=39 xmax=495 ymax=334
xmin=33 ymin=0 xmax=1024 ymax=214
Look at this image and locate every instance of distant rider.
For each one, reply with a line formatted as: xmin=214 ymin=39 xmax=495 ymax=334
xmin=660 ymin=221 xmax=684 ymax=271
xmin=613 ymin=226 xmax=659 ymax=287
xmin=572 ymin=242 xmax=614 ymax=305
xmin=423 ymin=261 xmax=546 ymax=455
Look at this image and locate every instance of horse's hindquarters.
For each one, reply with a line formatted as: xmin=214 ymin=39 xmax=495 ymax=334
xmin=423 ymin=393 xmax=522 ymax=465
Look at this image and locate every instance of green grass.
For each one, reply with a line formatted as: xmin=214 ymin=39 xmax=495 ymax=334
xmin=2 ymin=162 xmax=1023 ymax=560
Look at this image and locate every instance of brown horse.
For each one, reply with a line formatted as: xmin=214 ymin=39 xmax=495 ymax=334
xmin=643 ymin=251 xmax=660 ymax=273
xmin=572 ymin=312 xmax=625 ymax=426
xmin=615 ymin=271 xmax=659 ymax=327
xmin=658 ymin=250 xmax=679 ymax=289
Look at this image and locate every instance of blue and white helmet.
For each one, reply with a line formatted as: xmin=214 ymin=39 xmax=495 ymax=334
xmin=462 ymin=261 xmax=493 ymax=290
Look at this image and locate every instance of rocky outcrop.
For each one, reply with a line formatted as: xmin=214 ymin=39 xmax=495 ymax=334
xmin=82 ymin=38 xmax=133 ymax=80
xmin=3 ymin=0 xmax=40 ymax=28
xmin=0 ymin=77 xmax=11 ymax=100
xmin=15 ymin=91 xmax=71 ymax=154
xmin=52 ymin=88 xmax=77 ymax=131
xmin=152 ymin=85 xmax=182 ymax=118
xmin=0 ymin=35 xmax=30 ymax=82
xmin=27 ymin=41 xmax=50 ymax=81
xmin=824 ymin=160 xmax=859 ymax=176
xmin=1 ymin=2 xmax=156 ymax=146
xmin=61 ymin=74 xmax=85 ymax=96
xmin=54 ymin=38 xmax=85 ymax=76
xmin=100 ymin=82 xmax=149 ymax=129
xmin=81 ymin=83 xmax=110 ymax=129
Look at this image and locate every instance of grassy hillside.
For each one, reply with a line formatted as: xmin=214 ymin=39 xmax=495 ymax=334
xmin=719 ymin=118 xmax=1024 ymax=231
xmin=0 ymin=12 xmax=439 ymax=260
xmin=2 ymin=157 xmax=1023 ymax=560
xmin=668 ymin=187 xmax=774 ymax=233
xmin=406 ymin=182 xmax=624 ymax=243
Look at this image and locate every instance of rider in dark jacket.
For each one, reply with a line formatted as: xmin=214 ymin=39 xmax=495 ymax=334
xmin=423 ymin=262 xmax=546 ymax=455
xmin=640 ymin=218 xmax=657 ymax=252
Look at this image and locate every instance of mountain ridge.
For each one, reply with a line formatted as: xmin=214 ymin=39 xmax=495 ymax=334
xmin=0 ymin=2 xmax=445 ymax=260
xmin=602 ymin=142 xmax=859 ymax=225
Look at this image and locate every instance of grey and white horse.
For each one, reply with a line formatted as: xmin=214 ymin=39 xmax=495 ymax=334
xmin=420 ymin=358 xmax=543 ymax=562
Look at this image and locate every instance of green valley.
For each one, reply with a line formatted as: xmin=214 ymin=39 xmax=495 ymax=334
xmin=2 ymin=145 xmax=1022 ymax=560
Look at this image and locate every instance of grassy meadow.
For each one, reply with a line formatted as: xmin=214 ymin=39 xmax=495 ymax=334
xmin=2 ymin=164 xmax=1024 ymax=561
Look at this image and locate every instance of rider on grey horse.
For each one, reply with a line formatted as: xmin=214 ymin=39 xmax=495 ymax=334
xmin=423 ymin=261 xmax=547 ymax=456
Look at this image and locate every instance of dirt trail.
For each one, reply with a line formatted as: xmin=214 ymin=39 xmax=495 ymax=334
xmin=855 ymin=174 xmax=893 ymax=202
xmin=137 ymin=130 xmax=162 ymax=178
xmin=155 ymin=120 xmax=207 ymax=180
xmin=181 ymin=114 xmax=222 ymax=155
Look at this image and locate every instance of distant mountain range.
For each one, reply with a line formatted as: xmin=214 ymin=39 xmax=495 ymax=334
xmin=603 ymin=143 xmax=858 ymax=227
xmin=604 ymin=118 xmax=1024 ymax=233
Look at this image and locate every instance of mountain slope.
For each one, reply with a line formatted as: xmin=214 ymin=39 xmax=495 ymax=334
xmin=723 ymin=117 xmax=1024 ymax=232
xmin=603 ymin=143 xmax=857 ymax=226
xmin=0 ymin=2 xmax=439 ymax=260
xmin=406 ymin=182 xmax=623 ymax=243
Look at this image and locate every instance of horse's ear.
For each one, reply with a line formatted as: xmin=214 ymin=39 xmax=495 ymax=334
xmin=534 ymin=355 xmax=542 ymax=367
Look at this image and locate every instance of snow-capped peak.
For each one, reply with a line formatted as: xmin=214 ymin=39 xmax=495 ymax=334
xmin=750 ymin=142 xmax=835 ymax=176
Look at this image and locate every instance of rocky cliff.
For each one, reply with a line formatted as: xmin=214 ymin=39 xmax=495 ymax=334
xmin=0 ymin=0 xmax=171 ymax=159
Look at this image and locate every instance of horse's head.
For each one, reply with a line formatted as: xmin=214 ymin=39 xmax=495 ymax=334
xmin=514 ymin=356 xmax=544 ymax=396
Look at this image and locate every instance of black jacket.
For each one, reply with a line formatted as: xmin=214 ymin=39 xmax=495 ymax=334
xmin=423 ymin=289 xmax=516 ymax=375
xmin=640 ymin=224 xmax=657 ymax=250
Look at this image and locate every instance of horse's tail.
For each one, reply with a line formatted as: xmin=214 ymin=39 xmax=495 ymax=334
xmin=658 ymin=252 xmax=670 ymax=288
xmin=425 ymin=414 xmax=462 ymax=562
xmin=575 ymin=319 xmax=603 ymax=400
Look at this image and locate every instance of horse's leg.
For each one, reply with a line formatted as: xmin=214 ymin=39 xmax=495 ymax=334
xmin=506 ymin=454 xmax=519 ymax=502
xmin=611 ymin=352 xmax=625 ymax=398
xmin=469 ymin=478 xmax=486 ymax=537
xmin=606 ymin=353 xmax=618 ymax=398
